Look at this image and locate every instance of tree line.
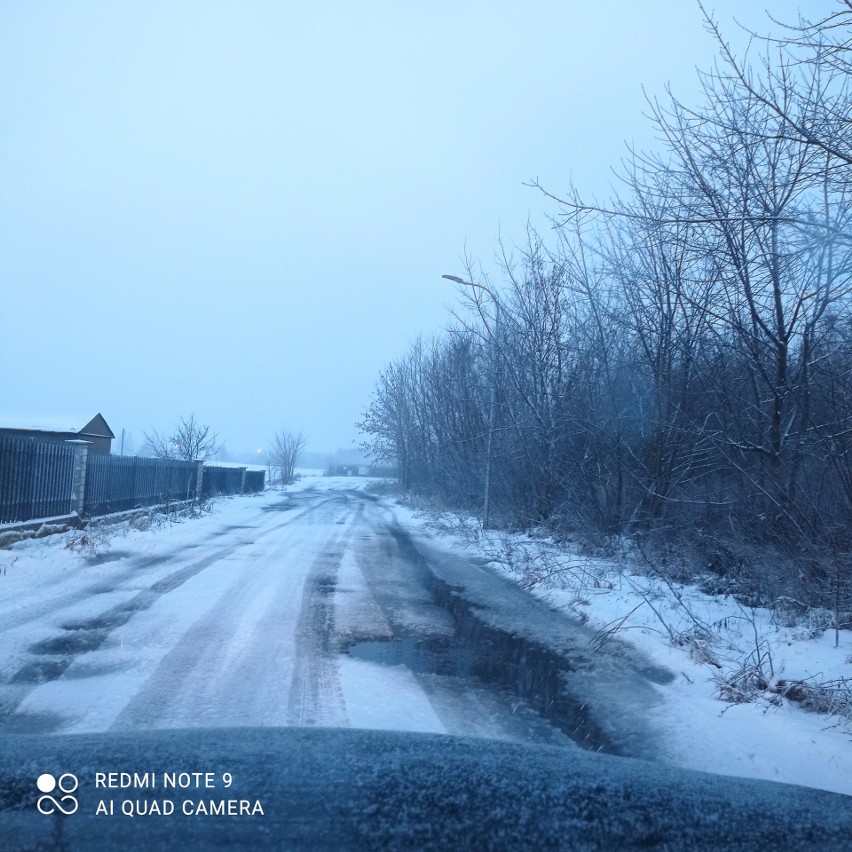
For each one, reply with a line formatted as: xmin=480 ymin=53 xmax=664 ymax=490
xmin=360 ymin=3 xmax=852 ymax=607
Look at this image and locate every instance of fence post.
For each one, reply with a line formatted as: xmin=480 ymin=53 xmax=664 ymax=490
xmin=65 ymin=440 xmax=90 ymax=517
xmin=195 ymin=460 xmax=204 ymax=502
xmin=240 ymin=468 xmax=247 ymax=494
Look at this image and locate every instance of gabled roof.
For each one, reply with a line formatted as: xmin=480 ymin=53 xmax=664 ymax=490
xmin=79 ymin=413 xmax=115 ymax=439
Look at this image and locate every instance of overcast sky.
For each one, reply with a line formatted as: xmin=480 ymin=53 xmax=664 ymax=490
xmin=0 ymin=1 xmax=806 ymax=456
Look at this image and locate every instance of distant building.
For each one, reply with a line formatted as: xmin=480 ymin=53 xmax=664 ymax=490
xmin=329 ymin=464 xmax=370 ymax=477
xmin=0 ymin=413 xmax=115 ymax=455
xmin=328 ymin=463 xmax=399 ymax=478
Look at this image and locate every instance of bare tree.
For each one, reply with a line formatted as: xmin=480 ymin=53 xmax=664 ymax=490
xmin=269 ymin=429 xmax=306 ymax=485
xmin=360 ymin=332 xmax=489 ymax=505
xmin=699 ymin=0 xmax=852 ymax=173
xmin=144 ymin=415 xmax=222 ymax=462
xmin=358 ymin=0 xmax=852 ymax=615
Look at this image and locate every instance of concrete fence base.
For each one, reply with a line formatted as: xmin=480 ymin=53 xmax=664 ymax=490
xmin=0 ymin=499 xmax=201 ymax=548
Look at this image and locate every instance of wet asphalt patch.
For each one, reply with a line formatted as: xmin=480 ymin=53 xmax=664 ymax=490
xmin=348 ymin=523 xmax=641 ymax=755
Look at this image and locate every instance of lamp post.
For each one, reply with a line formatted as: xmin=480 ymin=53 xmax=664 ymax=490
xmin=442 ymin=274 xmax=500 ymax=529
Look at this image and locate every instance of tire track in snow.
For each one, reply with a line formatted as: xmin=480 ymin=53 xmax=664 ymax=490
xmin=286 ymin=502 xmax=364 ymax=727
xmin=0 ymin=495 xmax=337 ymax=731
xmin=109 ymin=524 xmax=319 ymax=730
xmin=0 ymin=494 xmax=326 ymax=635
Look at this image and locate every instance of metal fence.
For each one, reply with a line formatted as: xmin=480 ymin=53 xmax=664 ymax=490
xmin=0 ymin=437 xmax=76 ymax=523
xmin=84 ymin=456 xmax=199 ymax=516
xmin=244 ymin=470 xmax=265 ymax=493
xmin=1 ymin=445 xmax=267 ymax=526
xmin=201 ymin=465 xmax=244 ymax=498
xmin=201 ymin=467 xmax=265 ymax=498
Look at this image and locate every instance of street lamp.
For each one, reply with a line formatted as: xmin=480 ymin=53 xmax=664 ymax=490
xmin=442 ymin=274 xmax=500 ymax=530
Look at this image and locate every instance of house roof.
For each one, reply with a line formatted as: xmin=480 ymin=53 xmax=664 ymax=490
xmin=0 ymin=413 xmax=115 ymax=438
xmin=79 ymin=414 xmax=115 ymax=439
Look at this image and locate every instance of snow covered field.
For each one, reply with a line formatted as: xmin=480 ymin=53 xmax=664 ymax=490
xmin=1 ymin=475 xmax=849 ymax=798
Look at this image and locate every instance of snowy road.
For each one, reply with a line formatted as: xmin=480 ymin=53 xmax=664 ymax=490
xmin=6 ymin=484 xmax=851 ymax=848
xmin=0 ymin=483 xmax=667 ymax=752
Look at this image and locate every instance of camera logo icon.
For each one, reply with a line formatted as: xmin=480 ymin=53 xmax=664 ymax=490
xmin=36 ymin=773 xmax=78 ymax=815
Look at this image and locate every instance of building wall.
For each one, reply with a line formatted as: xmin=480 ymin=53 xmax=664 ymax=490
xmin=0 ymin=429 xmax=112 ymax=455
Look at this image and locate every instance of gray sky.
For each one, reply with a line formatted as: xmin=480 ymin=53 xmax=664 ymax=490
xmin=0 ymin=1 xmax=804 ymax=456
